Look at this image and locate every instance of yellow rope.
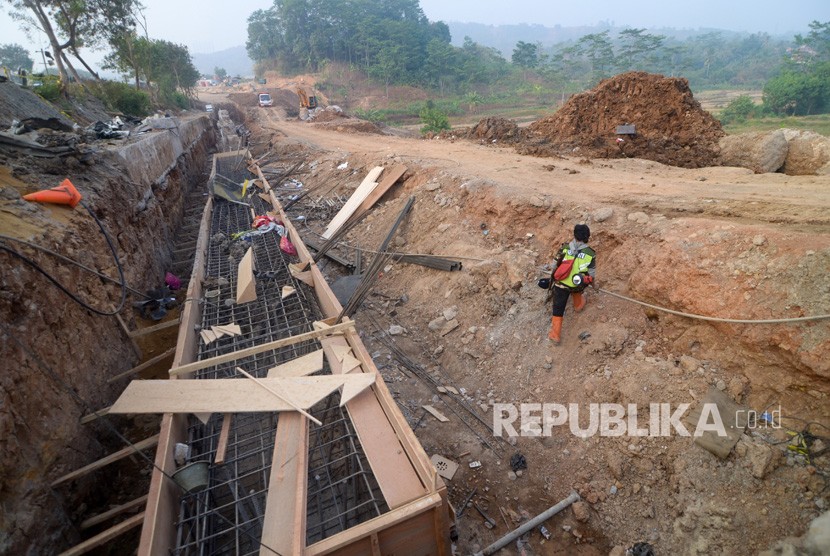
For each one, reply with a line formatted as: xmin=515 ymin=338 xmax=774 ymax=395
xmin=598 ymin=288 xmax=830 ymax=324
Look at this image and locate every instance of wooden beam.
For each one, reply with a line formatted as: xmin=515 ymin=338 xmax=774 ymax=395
xmin=80 ymin=406 xmax=110 ymax=425
xmin=51 ymin=435 xmax=160 ymax=487
xmin=259 ymin=413 xmax=308 ymax=555
xmin=214 ymin=414 xmax=232 ymax=465
xmin=59 ymin=512 xmax=145 ymax=556
xmin=129 ymin=318 xmax=180 ymax=339
xmin=80 ymin=495 xmax=148 ymax=530
xmin=168 ymin=319 xmax=355 ymax=377
xmin=107 ymin=347 xmax=176 ymax=384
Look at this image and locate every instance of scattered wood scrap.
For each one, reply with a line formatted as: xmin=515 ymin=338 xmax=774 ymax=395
xmin=430 ymin=454 xmax=459 ymax=480
xmin=322 ymin=166 xmax=384 ymax=239
xmin=267 ymin=350 xmax=324 ymax=378
xmin=422 ymin=405 xmax=449 ymax=423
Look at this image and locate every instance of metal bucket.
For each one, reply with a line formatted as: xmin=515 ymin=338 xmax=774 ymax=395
xmin=172 ymin=461 xmax=210 ymax=493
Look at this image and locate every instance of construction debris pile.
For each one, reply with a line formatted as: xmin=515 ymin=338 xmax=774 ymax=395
xmin=520 ymin=72 xmax=725 ymax=168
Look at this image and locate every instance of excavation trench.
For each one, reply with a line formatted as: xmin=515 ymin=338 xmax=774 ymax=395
xmin=0 ymin=114 xmax=218 ymax=554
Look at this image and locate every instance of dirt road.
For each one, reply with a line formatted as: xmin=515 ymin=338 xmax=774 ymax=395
xmin=263 ymin=116 xmax=830 ymax=231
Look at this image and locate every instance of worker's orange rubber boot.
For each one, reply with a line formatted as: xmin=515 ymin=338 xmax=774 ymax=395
xmin=548 ymin=316 xmax=563 ymax=344
xmin=572 ymin=292 xmax=586 ymax=312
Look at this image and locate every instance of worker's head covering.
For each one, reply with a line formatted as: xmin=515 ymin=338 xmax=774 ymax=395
xmin=574 ymin=224 xmax=590 ymax=242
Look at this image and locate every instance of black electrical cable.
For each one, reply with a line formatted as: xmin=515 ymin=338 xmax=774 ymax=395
xmin=0 ymin=200 xmax=128 ymax=316
xmin=0 ymin=322 xmax=284 ymax=556
xmin=0 ymin=233 xmax=149 ymax=299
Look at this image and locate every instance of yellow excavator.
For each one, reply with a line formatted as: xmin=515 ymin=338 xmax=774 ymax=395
xmin=296 ymin=88 xmax=317 ymax=110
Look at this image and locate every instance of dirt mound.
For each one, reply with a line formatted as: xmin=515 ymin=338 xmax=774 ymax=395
xmin=467 ymin=117 xmax=520 ymax=143
xmin=520 ymin=71 xmax=725 ymax=168
xmin=309 ymin=107 xmax=346 ymax=123
xmin=312 ymin=117 xmax=384 ymax=135
xmin=720 ymin=130 xmax=789 ymax=173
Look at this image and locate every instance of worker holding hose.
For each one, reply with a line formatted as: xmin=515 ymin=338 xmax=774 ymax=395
xmin=548 ymin=224 xmax=596 ymax=344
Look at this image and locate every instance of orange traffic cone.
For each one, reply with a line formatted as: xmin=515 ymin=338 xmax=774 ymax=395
xmin=23 ymin=178 xmax=82 ymax=208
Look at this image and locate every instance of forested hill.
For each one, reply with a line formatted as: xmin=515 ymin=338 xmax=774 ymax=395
xmin=445 ymin=21 xmax=781 ymax=57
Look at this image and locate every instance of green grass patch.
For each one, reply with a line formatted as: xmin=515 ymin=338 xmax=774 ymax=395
xmin=723 ymin=114 xmax=830 ymax=136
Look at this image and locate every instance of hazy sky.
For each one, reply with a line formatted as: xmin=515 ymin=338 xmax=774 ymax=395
xmin=1 ymin=0 xmax=827 ymax=67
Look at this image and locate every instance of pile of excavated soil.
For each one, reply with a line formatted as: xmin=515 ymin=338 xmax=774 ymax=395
xmin=520 ymin=72 xmax=725 ymax=168
xmin=466 ymin=116 xmax=521 ymax=143
xmin=311 ymin=117 xmax=384 ymax=135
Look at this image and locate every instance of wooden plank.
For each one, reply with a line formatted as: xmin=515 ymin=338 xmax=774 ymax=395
xmin=304 ymin=493 xmax=443 ymax=555
xmin=422 ymin=405 xmax=449 ymax=423
xmin=52 ymin=435 xmax=160 ymax=487
xmin=349 ymin=164 xmax=407 ymax=225
xmin=236 ymin=247 xmax=257 ymax=304
xmin=259 ymin=413 xmax=308 ymax=556
xmin=321 ymin=337 xmax=427 ymax=508
xmin=322 ymin=166 xmax=384 ymax=239
xmin=214 ymin=414 xmax=232 ymax=465
xmin=109 ymin=376 xmax=375 ymax=415
xmin=80 ymin=495 xmax=148 ymax=530
xmin=168 ymin=318 xmax=354 ymax=377
xmin=59 ymin=511 xmax=146 ymax=556
xmin=129 ymin=318 xmax=179 ymax=339
xmin=267 ymin=349 xmax=324 ymax=378
xmin=106 ymin=347 xmax=176 ymax=384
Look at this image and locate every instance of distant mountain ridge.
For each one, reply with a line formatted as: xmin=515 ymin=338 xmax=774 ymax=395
xmin=191 ymin=45 xmax=254 ymax=78
xmin=445 ymin=21 xmax=793 ymax=57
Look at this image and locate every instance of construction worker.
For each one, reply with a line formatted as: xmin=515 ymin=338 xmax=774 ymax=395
xmin=548 ymin=224 xmax=596 ymax=344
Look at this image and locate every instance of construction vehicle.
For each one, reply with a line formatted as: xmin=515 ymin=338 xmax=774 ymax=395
xmin=296 ymin=87 xmax=317 ymax=109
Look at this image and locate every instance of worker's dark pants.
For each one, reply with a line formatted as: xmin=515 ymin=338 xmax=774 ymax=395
xmin=552 ymin=286 xmax=571 ymax=317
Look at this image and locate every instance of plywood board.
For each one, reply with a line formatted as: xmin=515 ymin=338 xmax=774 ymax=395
xmin=236 ymin=247 xmax=257 ymax=304
xmin=281 ymin=285 xmax=296 ymax=300
xmin=331 ymin=344 xmax=352 ymax=362
xmin=267 ymin=350 xmax=324 ymax=378
xmin=110 ymin=375 xmax=376 ymax=415
xmin=322 ymin=166 xmax=384 ymax=239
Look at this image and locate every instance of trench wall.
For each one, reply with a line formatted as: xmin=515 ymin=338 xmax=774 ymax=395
xmin=0 ymin=115 xmax=217 ymax=554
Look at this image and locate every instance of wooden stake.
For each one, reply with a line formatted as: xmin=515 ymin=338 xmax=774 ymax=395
xmin=80 ymin=495 xmax=148 ymax=530
xmin=59 ymin=512 xmax=145 ymax=556
xmin=236 ymin=367 xmax=322 ymax=426
xmin=52 ymin=435 xmax=160 ymax=487
xmin=106 ymin=347 xmax=176 ymax=384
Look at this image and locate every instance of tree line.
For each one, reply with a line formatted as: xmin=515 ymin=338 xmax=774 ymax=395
xmin=246 ymin=0 xmax=829 ymax=117
xmin=3 ymin=0 xmax=200 ymax=111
